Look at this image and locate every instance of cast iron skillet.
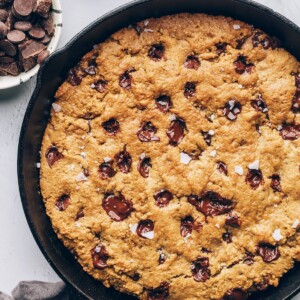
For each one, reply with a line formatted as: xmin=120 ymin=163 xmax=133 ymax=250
xmin=18 ymin=0 xmax=300 ymax=299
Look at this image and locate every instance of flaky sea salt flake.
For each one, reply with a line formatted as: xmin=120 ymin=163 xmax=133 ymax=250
xmin=272 ymin=229 xmax=283 ymax=241
xmin=180 ymin=152 xmax=192 ymax=165
xmin=235 ymin=166 xmax=244 ymax=175
xmin=52 ymin=103 xmax=61 ymax=112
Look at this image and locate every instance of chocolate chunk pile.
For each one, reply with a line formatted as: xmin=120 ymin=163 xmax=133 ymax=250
xmin=0 ymin=0 xmax=53 ymax=76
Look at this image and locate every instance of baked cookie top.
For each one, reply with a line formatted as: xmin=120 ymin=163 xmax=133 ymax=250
xmin=40 ymin=13 xmax=300 ymax=300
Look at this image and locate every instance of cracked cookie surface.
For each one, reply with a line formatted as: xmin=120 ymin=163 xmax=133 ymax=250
xmin=40 ymin=13 xmax=300 ymax=300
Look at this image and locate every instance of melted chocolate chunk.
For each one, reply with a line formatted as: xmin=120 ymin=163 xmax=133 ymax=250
xmin=280 ymin=123 xmax=300 ymax=140
xmin=155 ymin=95 xmax=172 ymax=113
xmin=55 ymin=195 xmax=70 ymax=211
xmin=115 ymin=146 xmax=132 ymax=173
xmin=137 ymin=219 xmax=154 ymax=239
xmin=137 ymin=156 xmax=152 ymax=178
xmin=75 ymin=208 xmax=84 ymax=221
xmin=148 ymin=282 xmax=169 ymax=300
xmin=215 ymin=42 xmax=227 ymax=55
xmin=201 ymin=131 xmax=213 ymax=146
xmin=158 ymin=253 xmax=166 ymax=265
xmin=188 ymin=191 xmax=234 ymax=217
xmin=223 ymin=100 xmax=242 ymax=121
xmin=91 ymin=80 xmax=107 ymax=93
xmin=46 ymin=146 xmax=63 ymax=167
xmin=222 ymin=232 xmax=232 ymax=243
xmin=292 ymin=93 xmax=300 ymax=113
xmin=154 ymin=190 xmax=173 ymax=208
xmin=180 ymin=216 xmax=194 ymax=237
xmin=269 ymin=174 xmax=282 ymax=192
xmin=148 ymin=43 xmax=165 ymax=61
xmin=91 ymin=244 xmax=109 ymax=269
xmin=119 ymin=68 xmax=135 ymax=90
xmin=243 ymin=251 xmax=255 ymax=265
xmin=234 ymin=55 xmax=254 ymax=74
xmin=251 ymin=94 xmax=268 ymax=113
xmin=246 ymin=169 xmax=263 ymax=190
xmin=252 ymin=31 xmax=279 ymax=50
xmin=98 ymin=161 xmax=116 ymax=180
xmin=184 ymin=54 xmax=200 ymax=69
xmin=223 ymin=289 xmax=248 ymax=300
xmin=217 ymin=161 xmax=228 ymax=176
xmin=257 ymin=243 xmax=280 ymax=263
xmin=166 ymin=117 xmax=186 ymax=146
xmin=191 ymin=257 xmax=211 ymax=282
xmin=82 ymin=56 xmax=97 ymax=75
xmin=254 ymin=278 xmax=270 ymax=291
xmin=184 ymin=82 xmax=196 ymax=98
xmin=83 ymin=168 xmax=89 ymax=177
xmin=129 ymin=23 xmax=142 ymax=35
xmin=102 ymin=193 xmax=134 ymax=221
xmin=137 ymin=121 xmax=160 ymax=142
xmin=236 ymin=38 xmax=246 ymax=50
xmin=225 ymin=213 xmax=241 ymax=228
xmin=67 ymin=67 xmax=82 ymax=86
xmin=102 ymin=118 xmax=120 ymax=135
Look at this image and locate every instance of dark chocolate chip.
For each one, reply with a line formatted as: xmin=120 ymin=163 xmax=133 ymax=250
xmin=180 ymin=216 xmax=194 ymax=237
xmin=269 ymin=174 xmax=282 ymax=192
xmin=14 ymin=20 xmax=32 ymax=31
xmin=292 ymin=93 xmax=300 ymax=113
xmin=217 ymin=161 xmax=228 ymax=176
xmin=222 ymin=288 xmax=248 ymax=300
xmin=115 ymin=146 xmax=132 ymax=173
xmin=148 ymin=43 xmax=164 ymax=61
xmin=184 ymin=82 xmax=196 ymax=98
xmin=13 ymin=0 xmax=34 ymax=17
xmin=223 ymin=100 xmax=242 ymax=121
xmin=257 ymin=243 xmax=280 ymax=263
xmin=55 ymin=194 xmax=70 ymax=211
xmin=251 ymin=94 xmax=268 ymax=113
xmin=102 ymin=118 xmax=120 ymax=135
xmin=45 ymin=146 xmax=63 ymax=167
xmin=67 ymin=67 xmax=82 ymax=86
xmin=0 ymin=55 xmax=13 ymax=63
xmin=37 ymin=49 xmax=49 ymax=64
xmin=98 ymin=161 xmax=116 ymax=180
xmin=191 ymin=257 xmax=211 ymax=282
xmin=0 ymin=9 xmax=8 ymax=22
xmin=19 ymin=40 xmax=45 ymax=59
xmin=246 ymin=169 xmax=263 ymax=190
xmin=0 ymin=20 xmax=7 ymax=38
xmin=222 ymin=232 xmax=232 ymax=243
xmin=0 ymin=61 xmax=20 ymax=75
xmin=41 ymin=15 xmax=54 ymax=36
xmin=154 ymin=190 xmax=173 ymax=208
xmin=215 ymin=42 xmax=227 ymax=55
xmin=81 ymin=55 xmax=97 ymax=75
xmin=234 ymin=55 xmax=254 ymax=74
xmin=148 ymin=282 xmax=169 ymax=300
xmin=33 ymin=0 xmax=52 ymax=18
xmin=225 ymin=213 xmax=241 ymax=228
xmin=166 ymin=117 xmax=186 ymax=146
xmin=91 ymin=244 xmax=109 ymax=269
xmin=279 ymin=123 xmax=300 ymax=140
xmin=158 ymin=252 xmax=166 ymax=265
xmin=137 ymin=219 xmax=154 ymax=239
xmin=137 ymin=121 xmax=160 ymax=142
xmin=75 ymin=208 xmax=84 ymax=221
xmin=243 ymin=251 xmax=254 ymax=265
xmin=0 ymin=39 xmax=16 ymax=56
xmin=119 ymin=68 xmax=135 ymax=89
xmin=252 ymin=31 xmax=279 ymax=50
xmin=102 ymin=193 xmax=134 ymax=221
xmin=155 ymin=95 xmax=172 ymax=113
xmin=184 ymin=54 xmax=200 ymax=70
xmin=40 ymin=34 xmax=51 ymax=45
xmin=91 ymin=80 xmax=108 ymax=93
xmin=236 ymin=38 xmax=246 ymax=50
xmin=188 ymin=191 xmax=234 ymax=217
xmin=201 ymin=131 xmax=213 ymax=146
xmin=137 ymin=155 xmax=152 ymax=178
xmin=28 ymin=25 xmax=45 ymax=40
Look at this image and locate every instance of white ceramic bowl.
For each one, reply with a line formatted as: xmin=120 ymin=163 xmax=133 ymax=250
xmin=0 ymin=0 xmax=62 ymax=90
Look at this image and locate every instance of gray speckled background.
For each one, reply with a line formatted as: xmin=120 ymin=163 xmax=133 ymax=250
xmin=0 ymin=0 xmax=299 ymax=298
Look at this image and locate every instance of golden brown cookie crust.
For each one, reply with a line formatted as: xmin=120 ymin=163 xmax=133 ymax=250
xmin=40 ymin=13 xmax=300 ymax=300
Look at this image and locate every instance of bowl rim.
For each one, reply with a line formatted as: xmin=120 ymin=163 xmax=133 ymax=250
xmin=0 ymin=0 xmax=62 ymax=90
xmin=17 ymin=0 xmax=300 ymax=299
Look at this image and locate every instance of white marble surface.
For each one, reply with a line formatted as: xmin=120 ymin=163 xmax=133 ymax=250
xmin=0 ymin=0 xmax=299 ymax=298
